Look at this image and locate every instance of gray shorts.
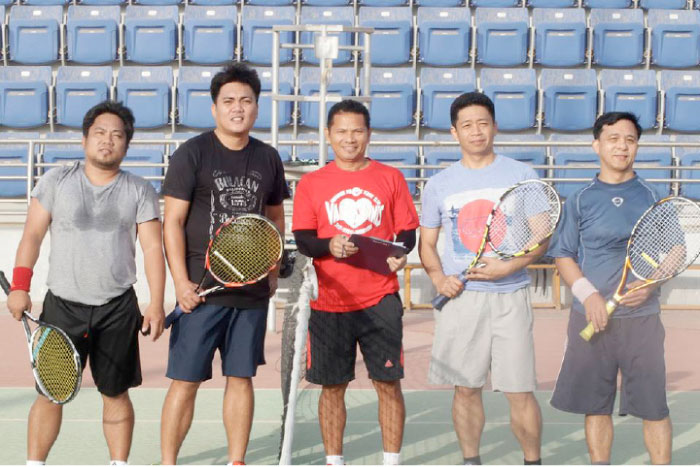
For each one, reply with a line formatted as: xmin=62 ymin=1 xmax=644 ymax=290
xmin=429 ymin=287 xmax=537 ymax=392
xmin=550 ymin=311 xmax=669 ymax=421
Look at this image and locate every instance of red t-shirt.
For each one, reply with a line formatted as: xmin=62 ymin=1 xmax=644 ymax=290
xmin=292 ymin=159 xmax=419 ymax=312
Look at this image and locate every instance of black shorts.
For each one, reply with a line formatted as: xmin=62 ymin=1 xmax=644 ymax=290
xmin=40 ymin=288 xmax=143 ymax=397
xmin=550 ymin=311 xmax=669 ymax=421
xmin=306 ymin=293 xmax=404 ymax=386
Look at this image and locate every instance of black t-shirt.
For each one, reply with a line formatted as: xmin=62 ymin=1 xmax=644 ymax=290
xmin=162 ymin=132 xmax=290 ymax=309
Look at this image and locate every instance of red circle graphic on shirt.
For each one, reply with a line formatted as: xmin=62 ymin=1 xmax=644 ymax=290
xmin=456 ymin=199 xmax=506 ymax=253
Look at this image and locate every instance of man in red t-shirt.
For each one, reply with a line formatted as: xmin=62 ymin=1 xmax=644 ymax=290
xmin=292 ymin=100 xmax=419 ymax=465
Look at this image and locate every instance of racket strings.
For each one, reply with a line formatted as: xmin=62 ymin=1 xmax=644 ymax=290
xmin=489 ymin=182 xmax=561 ymax=255
xmin=630 ymin=199 xmax=700 ymax=280
xmin=210 ymin=217 xmax=283 ymax=284
xmin=33 ymin=328 xmax=79 ymax=403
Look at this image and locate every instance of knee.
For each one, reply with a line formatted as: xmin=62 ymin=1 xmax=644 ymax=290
xmin=169 ymin=380 xmax=201 ymax=398
xmin=322 ymin=383 xmax=348 ymax=398
xmin=372 ymin=380 xmax=402 ymax=398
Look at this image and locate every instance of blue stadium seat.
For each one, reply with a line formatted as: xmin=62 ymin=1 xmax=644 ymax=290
xmin=368 ymin=135 xmax=418 ymax=194
xmin=590 ymin=9 xmax=644 ymax=67
xmin=359 ymin=0 xmax=408 ymax=7
xmin=9 ymin=5 xmax=62 ymax=64
xmin=56 ymin=66 xmax=112 ymax=128
xmin=423 ymin=134 xmax=460 ymax=179
xmin=362 ymin=68 xmax=416 ymax=130
xmin=541 ymin=68 xmax=598 ymax=131
xmin=66 ymin=6 xmax=120 ymax=64
xmin=634 ymin=136 xmax=672 ymax=196
xmin=304 ymin=0 xmax=351 ymax=6
xmin=648 ymin=9 xmax=700 ymax=69
xmin=188 ymin=0 xmax=236 ymax=4
xmin=183 ymin=6 xmax=237 ymax=64
xmin=600 ymin=69 xmax=658 ymax=130
xmin=420 ymin=67 xmax=475 ymax=130
xmin=0 ymin=66 xmax=51 ymax=128
xmin=359 ymin=7 xmax=413 ymax=66
xmin=533 ymin=8 xmax=587 ymax=67
xmin=241 ymin=6 xmax=295 ymax=64
xmin=23 ymin=0 xmax=68 ymax=5
xmin=250 ymin=132 xmax=292 ymax=161
xmin=528 ymin=0 xmax=576 ymax=6
xmin=299 ymin=67 xmax=355 ymax=128
xmin=300 ymin=7 xmax=354 ymax=65
xmin=676 ymin=135 xmax=700 ymax=199
xmin=177 ymin=66 xmax=218 ymax=129
xmin=472 ymin=0 xmax=519 ymax=6
xmin=583 ymin=0 xmax=632 ymax=7
xmin=132 ymin=0 xmax=181 ymax=6
xmin=294 ymin=131 xmax=336 ymax=162
xmin=124 ymin=6 xmax=179 ymax=64
xmin=125 ymin=137 xmax=165 ymax=191
xmin=481 ymin=68 xmax=537 ymax=131
xmin=640 ymin=0 xmax=687 ymax=9
xmin=661 ymin=70 xmax=700 ymax=132
xmin=0 ymin=133 xmax=38 ymax=197
xmin=41 ymin=133 xmax=84 ymax=173
xmin=551 ymin=134 xmax=598 ymax=198
xmin=253 ymin=67 xmax=294 ymax=129
xmin=78 ymin=0 xmax=126 ymax=5
xmin=117 ymin=66 xmax=173 ymax=128
xmin=417 ymin=7 xmax=471 ymax=66
xmin=416 ymin=0 xmax=463 ymax=6
xmin=475 ymin=8 xmax=529 ymax=67
xmin=247 ymin=0 xmax=292 ymax=6
xmin=495 ymin=134 xmax=547 ymax=178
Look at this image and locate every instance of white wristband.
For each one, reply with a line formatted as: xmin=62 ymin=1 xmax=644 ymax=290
xmin=571 ymin=277 xmax=599 ymax=304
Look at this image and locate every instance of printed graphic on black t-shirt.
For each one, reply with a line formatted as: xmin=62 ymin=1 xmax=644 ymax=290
xmin=162 ymin=132 xmax=290 ymax=309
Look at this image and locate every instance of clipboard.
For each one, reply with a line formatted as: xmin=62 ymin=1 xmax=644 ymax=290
xmin=340 ymin=234 xmax=409 ymax=275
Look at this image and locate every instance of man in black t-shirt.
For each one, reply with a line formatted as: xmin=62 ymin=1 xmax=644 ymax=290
xmin=160 ymin=63 xmax=289 ymax=465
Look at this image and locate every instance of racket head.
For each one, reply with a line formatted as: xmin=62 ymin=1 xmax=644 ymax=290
xmin=205 ymin=214 xmax=283 ymax=287
xmin=25 ymin=316 xmax=82 ymax=405
xmin=486 ymin=179 xmax=562 ymax=257
xmin=627 ymin=196 xmax=700 ymax=282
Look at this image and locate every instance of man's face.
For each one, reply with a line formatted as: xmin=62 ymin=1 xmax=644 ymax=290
xmin=82 ymin=113 xmax=128 ymax=170
xmin=325 ymin=111 xmax=371 ymax=164
xmin=450 ymin=104 xmax=497 ymax=158
xmin=593 ymin=119 xmax=639 ymax=174
xmin=211 ymin=81 xmax=259 ymax=137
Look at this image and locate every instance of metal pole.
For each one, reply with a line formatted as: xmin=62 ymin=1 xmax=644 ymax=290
xmin=318 ymin=27 xmax=329 ymax=166
xmin=272 ymin=30 xmax=280 ymax=151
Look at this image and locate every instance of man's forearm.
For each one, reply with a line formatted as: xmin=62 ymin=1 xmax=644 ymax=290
xmin=163 ymin=220 xmax=190 ymax=284
xmin=419 ymin=241 xmax=447 ymax=285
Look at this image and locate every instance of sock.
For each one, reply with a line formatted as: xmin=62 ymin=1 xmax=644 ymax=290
xmin=109 ymin=462 xmax=127 ymax=466
xmin=591 ymin=462 xmax=610 ymax=465
xmin=26 ymin=461 xmax=45 ymax=466
xmin=524 ymin=459 xmax=541 ymax=465
xmin=383 ymin=452 xmax=401 ymax=465
xmin=464 ymin=456 xmax=482 ymax=465
xmin=326 ymin=455 xmax=344 ymax=465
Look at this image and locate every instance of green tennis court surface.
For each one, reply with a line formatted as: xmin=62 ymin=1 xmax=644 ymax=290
xmin=1 ymin=388 xmax=699 ymax=465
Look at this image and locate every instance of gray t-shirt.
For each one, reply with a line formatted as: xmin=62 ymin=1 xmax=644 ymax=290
xmin=32 ymin=162 xmax=160 ymax=305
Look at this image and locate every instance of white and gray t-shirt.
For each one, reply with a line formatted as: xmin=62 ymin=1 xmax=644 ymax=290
xmin=32 ymin=161 xmax=160 ymax=306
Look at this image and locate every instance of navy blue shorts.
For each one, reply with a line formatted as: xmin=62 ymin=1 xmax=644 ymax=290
xmin=166 ymin=304 xmax=267 ymax=382
xmin=550 ymin=311 xmax=669 ymax=421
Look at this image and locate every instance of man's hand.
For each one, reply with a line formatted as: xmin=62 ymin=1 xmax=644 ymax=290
xmin=583 ymin=292 xmax=609 ymax=333
xmin=175 ymin=279 xmax=203 ymax=313
xmin=142 ymin=303 xmax=165 ymax=341
xmin=465 ymin=256 xmax=513 ymax=282
xmin=387 ymin=255 xmax=407 ymax=273
xmin=433 ymin=273 xmax=465 ymax=299
xmin=329 ymin=235 xmax=358 ymax=259
xmin=619 ymin=280 xmax=655 ymax=309
xmin=7 ymin=290 xmax=31 ymax=321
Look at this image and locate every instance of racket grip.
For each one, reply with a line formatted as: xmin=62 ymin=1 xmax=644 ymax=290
xmin=431 ymin=273 xmax=468 ymax=312
xmin=0 ymin=271 xmax=9 ymax=295
xmin=164 ymin=305 xmax=184 ymax=329
xmin=579 ymin=299 xmax=619 ymax=341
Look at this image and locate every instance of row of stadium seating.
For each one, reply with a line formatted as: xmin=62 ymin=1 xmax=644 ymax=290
xmin=1 ymin=132 xmax=700 ymax=198
xmin=1 ymin=65 xmax=700 ymax=132
xmin=1 ymin=0 xmax=699 ymax=8
xmin=3 ymin=6 xmax=700 ymax=68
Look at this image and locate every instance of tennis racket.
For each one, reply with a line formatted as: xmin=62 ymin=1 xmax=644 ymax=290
xmin=432 ymin=179 xmax=561 ymax=311
xmin=164 ymin=214 xmax=283 ymax=328
xmin=579 ymin=196 xmax=700 ymax=341
xmin=0 ymin=270 xmax=82 ymax=404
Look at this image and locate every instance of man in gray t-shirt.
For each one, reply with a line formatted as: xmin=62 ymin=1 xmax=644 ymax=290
xmin=6 ymin=101 xmax=166 ymax=465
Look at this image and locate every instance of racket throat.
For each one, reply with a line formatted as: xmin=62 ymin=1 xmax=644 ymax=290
xmin=605 ymin=296 xmax=621 ymax=315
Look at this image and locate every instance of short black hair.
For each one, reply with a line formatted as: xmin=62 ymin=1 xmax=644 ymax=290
xmin=450 ymin=92 xmax=496 ymax=127
xmin=593 ymin=112 xmax=642 ymax=140
xmin=327 ymin=99 xmax=371 ymax=129
xmin=210 ymin=63 xmax=261 ymax=103
xmin=82 ymin=100 xmax=135 ymax=146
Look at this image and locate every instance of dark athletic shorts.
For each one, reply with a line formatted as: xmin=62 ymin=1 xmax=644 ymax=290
xmin=550 ymin=310 xmax=669 ymax=421
xmin=40 ymin=288 xmax=143 ymax=397
xmin=306 ymin=293 xmax=404 ymax=386
xmin=166 ymin=304 xmax=267 ymax=382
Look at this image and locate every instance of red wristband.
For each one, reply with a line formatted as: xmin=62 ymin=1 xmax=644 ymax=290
xmin=10 ymin=267 xmax=33 ymax=292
